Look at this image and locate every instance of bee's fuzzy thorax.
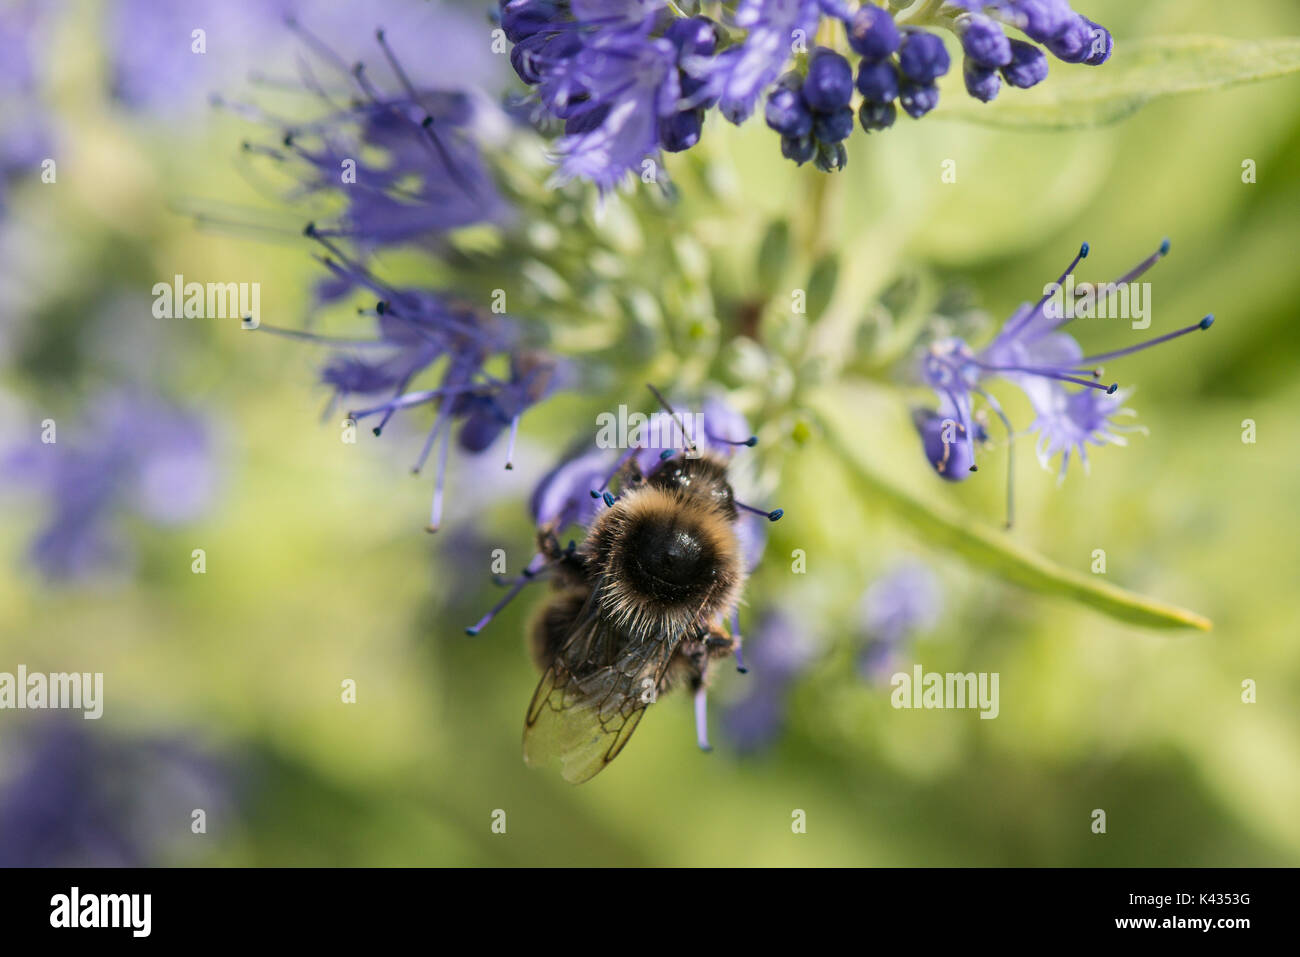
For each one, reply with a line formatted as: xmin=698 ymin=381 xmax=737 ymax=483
xmin=584 ymin=484 xmax=744 ymax=637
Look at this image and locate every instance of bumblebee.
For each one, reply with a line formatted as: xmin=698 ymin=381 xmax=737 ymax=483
xmin=467 ymin=389 xmax=781 ymax=783
xmin=524 ymin=450 xmax=753 ymax=782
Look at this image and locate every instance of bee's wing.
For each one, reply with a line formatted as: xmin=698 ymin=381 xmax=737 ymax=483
xmin=524 ymin=590 xmax=681 ymax=784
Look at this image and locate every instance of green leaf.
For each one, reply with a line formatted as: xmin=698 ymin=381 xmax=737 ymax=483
xmin=812 ymin=404 xmax=1212 ymax=631
xmin=941 ymin=36 xmax=1300 ymax=130
xmin=755 ymin=220 xmax=791 ymax=297
xmin=804 ymin=254 xmax=840 ymax=323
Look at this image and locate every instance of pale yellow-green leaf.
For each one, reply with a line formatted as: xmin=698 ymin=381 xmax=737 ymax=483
xmin=941 ymin=36 xmax=1300 ymax=130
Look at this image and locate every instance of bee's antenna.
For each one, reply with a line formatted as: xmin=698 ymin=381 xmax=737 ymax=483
xmin=646 ymin=383 xmax=699 ymax=455
xmin=736 ymin=500 xmax=784 ymax=522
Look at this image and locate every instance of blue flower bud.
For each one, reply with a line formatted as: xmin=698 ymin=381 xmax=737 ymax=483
xmin=1016 ymin=0 xmax=1074 ymax=43
xmin=510 ymin=31 xmax=580 ymax=85
xmin=963 ymin=59 xmax=1001 ymax=102
xmin=898 ymin=80 xmax=940 ymax=119
xmin=897 ymin=31 xmax=950 ymax=84
xmin=958 ymin=14 xmax=1011 ymax=68
xmin=912 ymin=409 xmax=982 ymax=481
xmin=856 ymin=58 xmax=899 ymax=104
xmin=765 ymin=86 xmax=814 ymax=138
xmin=1044 ymin=14 xmax=1093 ymax=64
xmin=660 ymin=108 xmax=704 ymax=152
xmin=781 ymin=134 xmax=817 ymax=166
xmin=1081 ymin=18 xmax=1113 ymax=65
xmin=858 ymin=99 xmax=897 ymax=133
xmin=500 ymin=0 xmax=558 ymax=44
xmin=1001 ymin=39 xmax=1049 ymax=89
xmin=665 ymin=15 xmax=719 ymax=59
xmin=802 ymin=48 xmax=854 ymax=112
xmin=680 ymin=71 xmax=717 ymax=108
xmin=813 ymin=105 xmax=855 ymax=144
xmin=813 ymin=140 xmax=848 ymax=173
xmin=458 ymin=405 xmax=507 ymax=453
xmin=847 ymin=5 xmax=900 ymax=60
xmin=509 ymin=35 xmax=546 ymax=85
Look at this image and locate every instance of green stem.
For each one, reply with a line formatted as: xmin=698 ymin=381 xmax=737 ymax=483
xmin=810 ymin=400 xmax=1213 ymax=632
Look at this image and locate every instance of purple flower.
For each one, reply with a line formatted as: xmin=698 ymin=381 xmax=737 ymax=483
xmin=230 ymin=34 xmax=506 ymax=248
xmin=847 ymin=5 xmax=900 ymax=60
xmin=266 ymin=238 xmax=562 ymax=531
xmin=2 ymin=392 xmax=214 ymax=581
xmin=501 ymin=0 xmax=1112 ymax=176
xmin=107 ymin=0 xmax=501 ymax=115
xmin=898 ymin=31 xmax=951 ymax=85
xmin=912 ymin=400 xmax=983 ymax=480
xmin=626 ymin=393 xmax=760 ymax=475
xmin=707 ymin=0 xmax=822 ymax=123
xmin=502 ymin=0 xmax=719 ymax=190
xmin=856 ymin=59 xmax=900 ymax=104
xmin=0 ymin=0 xmax=56 ymax=212
xmin=1002 ymin=38 xmax=1050 ymax=88
xmin=802 ymin=48 xmax=854 ymax=112
xmin=858 ymin=561 xmax=942 ymax=681
xmin=722 ymin=609 xmax=817 ymax=753
xmin=912 ymin=240 xmax=1216 ymax=518
xmin=964 ymin=61 xmax=1003 ymax=102
xmin=531 ymin=445 xmax=612 ymax=530
xmin=958 ymin=13 xmax=1013 ymax=68
xmin=765 ymin=84 xmax=814 ymax=137
xmin=546 ymin=25 xmax=682 ymax=190
xmin=0 ymin=720 xmax=237 ymax=867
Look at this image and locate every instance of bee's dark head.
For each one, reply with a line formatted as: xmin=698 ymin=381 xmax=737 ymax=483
xmin=587 ymin=478 xmax=743 ymax=631
xmin=646 ymin=453 xmax=737 ymax=521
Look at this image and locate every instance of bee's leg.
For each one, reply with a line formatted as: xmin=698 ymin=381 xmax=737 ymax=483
xmin=536 ymin=522 xmax=587 ymax=585
xmin=703 ymin=624 xmax=735 ymax=663
xmin=691 ymin=624 xmax=735 ymax=753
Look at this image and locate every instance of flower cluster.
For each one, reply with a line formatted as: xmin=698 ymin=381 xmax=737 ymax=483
xmin=223 ymin=23 xmax=506 ymax=250
xmin=266 ymin=232 xmax=564 ymax=532
xmin=0 ymin=720 xmax=237 ymax=867
xmin=857 ymin=561 xmax=941 ymax=681
xmin=1 ymin=392 xmax=214 ymax=581
xmin=912 ymin=240 xmax=1214 ymax=524
xmin=722 ymin=609 xmax=818 ymax=752
xmin=233 ymin=26 xmax=565 ymax=531
xmin=0 ymin=0 xmax=55 ymax=215
xmin=500 ymin=0 xmax=1112 ymax=183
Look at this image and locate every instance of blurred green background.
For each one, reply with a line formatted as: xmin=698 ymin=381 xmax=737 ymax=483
xmin=1 ymin=0 xmax=1298 ymax=865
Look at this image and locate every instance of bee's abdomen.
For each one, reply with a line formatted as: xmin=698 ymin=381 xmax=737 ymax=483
xmin=528 ymin=588 xmax=588 ymax=672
